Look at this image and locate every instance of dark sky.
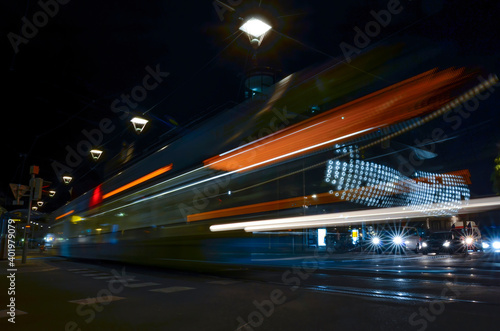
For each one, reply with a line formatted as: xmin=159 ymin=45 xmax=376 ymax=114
xmin=1 ymin=0 xmax=499 ymax=212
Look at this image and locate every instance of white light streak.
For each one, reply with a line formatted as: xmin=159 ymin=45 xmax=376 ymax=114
xmin=209 ymin=196 xmax=500 ymax=232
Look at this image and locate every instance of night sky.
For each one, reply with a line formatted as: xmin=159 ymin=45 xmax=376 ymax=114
xmin=1 ymin=0 xmax=499 ymax=213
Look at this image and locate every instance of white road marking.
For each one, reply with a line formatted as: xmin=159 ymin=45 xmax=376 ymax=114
xmin=68 ymin=296 xmax=125 ymax=305
xmin=93 ymin=275 xmax=116 ymax=280
xmin=81 ymin=273 xmax=110 ymax=277
xmin=124 ymin=282 xmax=160 ymax=288
xmin=149 ymin=287 xmax=194 ymax=294
xmin=107 ymin=278 xmax=136 ymax=283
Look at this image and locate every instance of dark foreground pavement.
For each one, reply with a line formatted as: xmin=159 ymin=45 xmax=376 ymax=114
xmin=1 ymin=250 xmax=500 ymax=330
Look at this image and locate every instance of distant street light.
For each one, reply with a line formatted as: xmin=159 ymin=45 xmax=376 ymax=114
xmin=239 ymin=18 xmax=272 ymax=48
xmin=90 ymin=149 xmax=103 ymax=160
xmin=62 ymin=175 xmax=73 ymax=184
xmin=131 ymin=117 xmax=149 ymax=133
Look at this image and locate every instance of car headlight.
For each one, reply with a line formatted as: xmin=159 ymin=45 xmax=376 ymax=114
xmin=422 ymin=242 xmax=427 ymax=248
xmin=493 ymin=241 xmax=500 ymax=250
xmin=482 ymin=242 xmax=490 ymax=249
xmin=465 ymin=237 xmax=473 ymax=245
xmin=443 ymin=241 xmax=450 ymax=247
xmin=372 ymin=237 xmax=381 ymax=245
xmin=393 ymin=236 xmax=403 ymax=245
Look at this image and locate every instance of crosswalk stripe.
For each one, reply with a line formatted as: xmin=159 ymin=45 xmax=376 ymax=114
xmin=81 ymin=273 xmax=110 ymax=277
xmin=124 ymin=282 xmax=160 ymax=288
xmin=68 ymin=296 xmax=125 ymax=305
xmin=149 ymin=286 xmax=194 ymax=294
xmin=107 ymin=278 xmax=136 ymax=283
xmin=93 ymin=275 xmax=116 ymax=280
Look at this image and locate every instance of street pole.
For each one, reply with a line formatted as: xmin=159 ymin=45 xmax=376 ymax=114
xmin=463 ymin=216 xmax=469 ymax=256
xmin=21 ymin=166 xmax=38 ymax=264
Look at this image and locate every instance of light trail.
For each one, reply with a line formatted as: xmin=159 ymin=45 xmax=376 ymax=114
xmin=210 ymin=196 xmax=500 ymax=232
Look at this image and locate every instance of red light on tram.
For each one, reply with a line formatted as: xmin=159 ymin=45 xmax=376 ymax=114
xmin=89 ymin=184 xmax=103 ymax=208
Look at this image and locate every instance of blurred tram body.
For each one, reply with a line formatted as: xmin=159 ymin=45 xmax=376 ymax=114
xmin=49 ymin=53 xmax=493 ymax=269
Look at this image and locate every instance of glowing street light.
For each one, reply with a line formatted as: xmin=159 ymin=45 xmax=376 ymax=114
xmin=239 ymin=17 xmax=272 ymax=48
xmin=240 ymin=18 xmax=271 ymax=38
xmin=90 ymin=149 xmax=103 ymax=160
xmin=131 ymin=117 xmax=149 ymax=133
xmin=63 ymin=175 xmax=73 ymax=184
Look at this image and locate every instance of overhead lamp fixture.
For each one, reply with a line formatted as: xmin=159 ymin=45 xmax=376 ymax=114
xmin=131 ymin=117 xmax=149 ymax=133
xmin=37 ymin=201 xmax=44 ymax=207
xmin=32 ymin=206 xmax=38 ymax=211
xmin=240 ymin=18 xmax=271 ymax=38
xmin=63 ymin=175 xmax=73 ymax=184
xmin=49 ymin=190 xmax=56 ymax=197
xmin=239 ymin=18 xmax=271 ymax=48
xmin=90 ymin=149 xmax=103 ymax=160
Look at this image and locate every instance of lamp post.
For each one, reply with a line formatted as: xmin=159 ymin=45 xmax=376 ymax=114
xmin=22 ymin=165 xmax=38 ymax=264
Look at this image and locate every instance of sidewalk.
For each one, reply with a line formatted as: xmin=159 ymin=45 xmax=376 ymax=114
xmin=0 ymin=249 xmax=60 ymax=275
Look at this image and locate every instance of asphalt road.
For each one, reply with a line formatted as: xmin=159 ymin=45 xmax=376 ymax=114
xmin=1 ymin=250 xmax=499 ymax=331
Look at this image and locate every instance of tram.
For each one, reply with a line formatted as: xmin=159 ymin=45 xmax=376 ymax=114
xmin=49 ymin=54 xmax=497 ymax=269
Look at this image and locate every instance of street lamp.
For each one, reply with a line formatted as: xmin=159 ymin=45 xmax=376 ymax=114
xmin=130 ymin=117 xmax=149 ymax=133
xmin=239 ymin=17 xmax=272 ymax=48
xmin=90 ymin=149 xmax=103 ymax=160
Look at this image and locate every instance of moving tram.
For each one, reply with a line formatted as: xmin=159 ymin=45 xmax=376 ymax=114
xmin=48 ymin=54 xmax=497 ymax=269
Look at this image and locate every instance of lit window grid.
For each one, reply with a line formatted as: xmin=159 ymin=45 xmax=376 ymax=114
xmin=324 ymin=157 xmax=470 ymax=215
